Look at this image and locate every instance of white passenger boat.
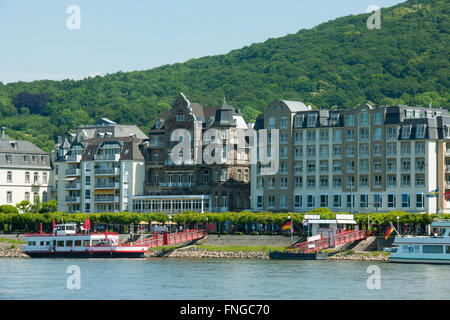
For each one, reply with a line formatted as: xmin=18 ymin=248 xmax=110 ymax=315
xmin=22 ymin=223 xmax=148 ymax=258
xmin=389 ymin=220 xmax=450 ymax=264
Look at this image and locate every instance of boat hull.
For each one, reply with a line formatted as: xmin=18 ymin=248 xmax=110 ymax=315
xmin=269 ymin=251 xmax=328 ymax=260
xmin=389 ymin=258 xmax=450 ymax=265
xmin=24 ymin=251 xmax=146 ymax=258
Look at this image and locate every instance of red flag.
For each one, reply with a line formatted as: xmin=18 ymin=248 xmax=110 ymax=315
xmin=52 ymin=219 xmax=56 ymax=232
xmin=40 ymin=222 xmax=43 ymax=235
xmin=83 ymin=218 xmax=91 ymax=232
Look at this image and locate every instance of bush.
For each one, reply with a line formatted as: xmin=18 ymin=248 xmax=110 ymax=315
xmin=0 ymin=205 xmax=19 ymax=214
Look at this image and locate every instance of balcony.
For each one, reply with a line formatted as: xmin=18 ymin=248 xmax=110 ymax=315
xmin=66 ymin=168 xmax=81 ymax=176
xmin=65 ymin=196 xmax=81 ymax=203
xmin=94 ymin=182 xmax=120 ymax=189
xmin=66 ymin=154 xmax=82 ymax=162
xmin=66 ymin=182 xmax=81 ymax=190
xmin=94 ymin=196 xmax=120 ymax=203
xmin=94 ymin=168 xmax=120 ymax=176
xmin=94 ymin=153 xmax=120 ymax=161
xmin=149 ymin=141 xmax=166 ymax=148
xmin=159 ymin=182 xmax=196 ymax=188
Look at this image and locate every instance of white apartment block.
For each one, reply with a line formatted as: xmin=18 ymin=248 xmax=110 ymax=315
xmin=252 ymin=101 xmax=450 ymax=214
xmin=0 ymin=128 xmax=52 ymax=207
xmin=53 ymin=118 xmax=147 ymax=213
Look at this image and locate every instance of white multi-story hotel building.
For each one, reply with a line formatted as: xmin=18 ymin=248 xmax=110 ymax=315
xmin=0 ymin=128 xmax=52 ymax=207
xmin=251 ymin=101 xmax=450 ymax=214
xmin=52 ymin=118 xmax=148 ymax=213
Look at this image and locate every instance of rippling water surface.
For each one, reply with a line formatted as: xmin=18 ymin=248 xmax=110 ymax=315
xmin=0 ymin=258 xmax=449 ymax=299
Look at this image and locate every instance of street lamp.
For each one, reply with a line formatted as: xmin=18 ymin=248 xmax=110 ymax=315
xmin=169 ymin=215 xmax=172 ymax=234
xmin=206 ymin=217 xmax=209 ymax=234
xmin=396 ymin=216 xmax=400 ymax=235
xmin=367 ymin=215 xmax=370 ymax=235
xmin=288 ymin=215 xmax=293 ymax=249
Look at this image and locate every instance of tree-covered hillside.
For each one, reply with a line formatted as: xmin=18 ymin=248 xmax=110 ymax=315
xmin=0 ymin=0 xmax=448 ymax=152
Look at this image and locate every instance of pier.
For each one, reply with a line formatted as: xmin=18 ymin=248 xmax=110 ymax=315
xmin=131 ymin=229 xmax=206 ymax=248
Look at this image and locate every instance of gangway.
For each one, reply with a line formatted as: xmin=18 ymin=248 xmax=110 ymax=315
xmin=287 ymin=229 xmax=366 ymax=253
xmin=130 ymin=229 xmax=206 ymax=248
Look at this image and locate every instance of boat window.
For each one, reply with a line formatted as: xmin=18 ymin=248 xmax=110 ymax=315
xmin=74 ymin=240 xmax=82 ymax=246
xmin=40 ymin=241 xmax=44 ymax=246
xmin=27 ymin=241 xmax=35 ymax=246
xmin=423 ymin=245 xmax=443 ymax=254
xmin=446 ymin=246 xmax=450 ymax=254
xmin=45 ymin=241 xmax=50 ymax=246
xmin=57 ymin=241 xmax=64 ymax=247
xmin=83 ymin=240 xmax=90 ymax=246
xmin=66 ymin=240 xmax=73 ymax=247
xmin=92 ymin=240 xmax=101 ymax=246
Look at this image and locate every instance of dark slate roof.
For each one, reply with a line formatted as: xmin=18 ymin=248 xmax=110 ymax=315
xmin=0 ymin=138 xmax=48 ymax=155
xmin=0 ymin=138 xmax=51 ymax=169
xmin=212 ymin=99 xmax=236 ymax=127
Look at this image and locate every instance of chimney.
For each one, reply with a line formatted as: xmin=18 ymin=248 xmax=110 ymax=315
xmin=1 ymin=127 xmax=5 ymax=139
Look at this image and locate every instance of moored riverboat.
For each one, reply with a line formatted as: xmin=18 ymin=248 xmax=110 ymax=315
xmin=388 ymin=220 xmax=450 ymax=264
xmin=22 ymin=223 xmax=148 ymax=258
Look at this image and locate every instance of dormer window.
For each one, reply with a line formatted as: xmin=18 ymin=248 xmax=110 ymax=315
xmin=5 ymin=155 xmax=12 ymax=163
xmin=307 ymin=114 xmax=316 ymax=127
xmin=416 ymin=124 xmax=426 ymax=139
xmin=402 ymin=125 xmax=411 ymax=139
xmin=176 ymin=114 xmax=185 ymax=122
xmin=155 ymin=120 xmax=160 ymax=129
xmin=330 ymin=113 xmax=339 ymax=125
xmin=294 ymin=115 xmax=303 ymax=128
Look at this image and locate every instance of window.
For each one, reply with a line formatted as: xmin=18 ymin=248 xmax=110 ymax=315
xmin=346 ymin=114 xmax=355 ymax=126
xmin=333 ymin=129 xmax=342 ymax=143
xmin=280 ymin=147 xmax=288 ymax=159
xmin=387 ymin=143 xmax=397 ymax=156
xmin=307 ymin=177 xmax=315 ymax=188
xmin=24 ymin=155 xmax=30 ymax=163
xmin=359 ymin=144 xmax=369 ymax=157
xmin=423 ymin=245 xmax=443 ymax=254
xmin=7 ymin=171 xmax=12 ymax=183
xmin=85 ymin=189 xmax=91 ymax=200
xmin=307 ymin=114 xmax=316 ymax=127
xmin=5 ymin=155 xmax=12 ymax=163
xmin=295 ymin=147 xmax=303 ymax=159
xmin=388 ymin=175 xmax=396 ymax=188
xmin=307 ymin=195 xmax=315 ymax=208
xmin=346 ymin=146 xmax=354 ymax=157
xmin=295 ymin=177 xmax=302 ymax=188
xmin=320 ymin=177 xmax=328 ymax=188
xmin=320 ymin=161 xmax=328 ymax=173
xmin=333 ymin=195 xmax=341 ymax=208
xmin=388 ymin=194 xmax=396 ymax=208
xmin=373 ymin=162 xmax=382 ymax=172
xmin=85 ymin=175 xmax=91 ymax=186
xmin=346 ymin=194 xmax=355 ymax=208
xmin=360 ymin=194 xmax=368 ymax=208
xmin=280 ymin=132 xmax=288 ymax=144
xmin=280 ymin=196 xmax=287 ymax=209
xmin=346 ymin=160 xmax=354 ymax=173
xmin=294 ymin=195 xmax=302 ymax=208
xmin=374 ymin=194 xmax=382 ymax=207
xmin=221 ymin=169 xmax=228 ymax=181
xmin=333 ymin=161 xmax=341 ymax=173
xmin=280 ymin=117 xmax=288 ymax=129
xmin=416 ymin=194 xmax=424 ymax=208
xmin=268 ymin=196 xmax=275 ymax=209
xmin=360 ymin=176 xmax=368 ymax=188
xmin=280 ymin=162 xmax=287 ymax=174
xmin=387 ymin=161 xmax=396 ymax=172
xmin=401 ymin=142 xmax=411 ymax=155
xmin=401 ymin=194 xmax=410 ymax=208
xmin=346 ymin=176 xmax=355 ymax=188
xmin=360 ymin=129 xmax=369 ymax=141
xmin=387 ymin=127 xmax=397 ymax=140
xmin=374 ymin=113 xmax=383 ymax=125
xmin=374 ymin=176 xmax=382 ymax=188
xmin=333 ymin=177 xmax=342 ymax=188
xmin=416 ymin=124 xmax=426 ymax=139
xmin=176 ymin=114 xmax=185 ymax=122
xmin=359 ymin=160 xmax=369 ymax=172
xmin=25 ymin=192 xmax=30 ymax=202
xmin=320 ymin=195 xmax=328 ymax=207
xmin=320 ymin=130 xmax=328 ymax=142
xmin=346 ymin=129 xmax=354 ymax=142
xmin=374 ymin=144 xmax=382 ymax=157
xmin=415 ymin=142 xmax=425 ymax=155
xmin=268 ymin=178 xmax=275 ymax=189
xmin=268 ymin=117 xmax=275 ymax=129
xmin=257 ymin=196 xmax=264 ymax=209
xmin=373 ymin=128 xmax=382 ymax=141
xmin=415 ymin=176 xmax=425 ymax=187
xmin=6 ymin=191 xmax=12 ymax=203
xmin=333 ymin=145 xmax=342 ymax=157
xmin=401 ymin=125 xmax=411 ymax=139
xmin=294 ymin=115 xmax=303 ymax=128
xmin=307 ymin=130 xmax=315 ymax=143
xmin=320 ymin=146 xmax=328 ymax=158
xmin=294 ymin=131 xmax=303 ymax=144
xmin=401 ymin=175 xmax=410 ymax=187
xmin=280 ymin=177 xmax=288 ymax=189
xmin=307 ymin=146 xmax=315 ymax=158
xmin=416 ymin=159 xmax=425 ymax=171
xmin=359 ymin=112 xmax=368 ymax=126
xmin=294 ymin=162 xmax=303 ymax=175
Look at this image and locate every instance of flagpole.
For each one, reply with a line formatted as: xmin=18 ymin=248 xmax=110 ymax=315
xmin=390 ymin=221 xmax=400 ymax=236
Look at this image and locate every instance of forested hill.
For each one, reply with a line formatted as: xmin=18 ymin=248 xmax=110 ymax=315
xmin=0 ymin=0 xmax=448 ymax=152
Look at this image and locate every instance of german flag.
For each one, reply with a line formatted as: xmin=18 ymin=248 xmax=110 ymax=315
xmin=281 ymin=220 xmax=292 ymax=231
xmin=384 ymin=224 xmax=395 ymax=240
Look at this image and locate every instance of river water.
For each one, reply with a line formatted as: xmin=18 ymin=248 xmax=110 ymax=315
xmin=0 ymin=258 xmax=448 ymax=300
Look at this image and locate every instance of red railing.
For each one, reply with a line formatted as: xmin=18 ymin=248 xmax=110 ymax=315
xmin=24 ymin=232 xmax=119 ymax=237
xmin=286 ymin=229 xmax=367 ymax=253
xmin=334 ymin=230 xmax=366 ymax=246
xmin=132 ymin=229 xmax=206 ymax=248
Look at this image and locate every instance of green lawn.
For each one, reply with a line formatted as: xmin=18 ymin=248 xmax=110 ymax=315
xmin=197 ymin=245 xmax=286 ymax=254
xmin=0 ymin=238 xmax=26 ymax=245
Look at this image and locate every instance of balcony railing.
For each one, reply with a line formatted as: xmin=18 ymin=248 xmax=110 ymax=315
xmin=65 ymin=182 xmax=80 ymax=190
xmin=94 ymin=182 xmax=120 ymax=189
xmin=66 ymin=154 xmax=82 ymax=162
xmin=159 ymin=182 xmax=195 ymax=188
xmin=94 ymin=168 xmax=120 ymax=175
xmin=66 ymin=169 xmax=81 ymax=176
xmin=94 ymin=196 xmax=120 ymax=203
xmin=94 ymin=153 xmax=120 ymax=161
xmin=66 ymin=196 xmax=81 ymax=203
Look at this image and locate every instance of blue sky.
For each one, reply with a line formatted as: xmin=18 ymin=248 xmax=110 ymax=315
xmin=0 ymin=0 xmax=405 ymax=84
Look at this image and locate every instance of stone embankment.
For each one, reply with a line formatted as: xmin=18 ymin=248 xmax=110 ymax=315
xmin=147 ymin=247 xmax=269 ymax=259
xmin=0 ymin=244 xmax=28 ymax=258
xmin=328 ymin=251 xmax=389 ymax=262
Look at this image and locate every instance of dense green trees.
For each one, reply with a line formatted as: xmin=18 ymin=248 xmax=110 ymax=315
xmin=0 ymin=0 xmax=448 ymax=152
